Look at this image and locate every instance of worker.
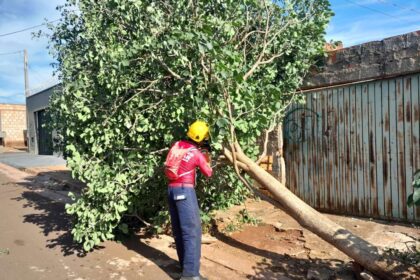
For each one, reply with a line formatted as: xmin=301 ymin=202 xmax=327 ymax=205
xmin=164 ymin=120 xmax=213 ymax=280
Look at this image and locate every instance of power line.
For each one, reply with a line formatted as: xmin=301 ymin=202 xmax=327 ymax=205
xmin=0 ymin=50 xmax=23 ymax=56
xmin=379 ymin=0 xmax=420 ymax=16
xmin=344 ymin=0 xmax=413 ymax=22
xmin=27 ymin=65 xmax=59 ymax=93
xmin=27 ymin=79 xmax=60 ymax=96
xmin=0 ymin=19 xmax=59 ymax=38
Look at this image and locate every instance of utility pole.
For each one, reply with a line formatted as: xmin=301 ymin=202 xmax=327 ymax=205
xmin=23 ymin=49 xmax=30 ymax=152
xmin=24 ymin=49 xmax=29 ymax=97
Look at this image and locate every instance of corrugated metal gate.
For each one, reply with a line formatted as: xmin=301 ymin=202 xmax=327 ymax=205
xmin=36 ymin=109 xmax=53 ymax=155
xmin=284 ymin=73 xmax=420 ymax=222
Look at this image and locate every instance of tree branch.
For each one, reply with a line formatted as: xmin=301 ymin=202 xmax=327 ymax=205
xmin=123 ymin=214 xmax=151 ymax=227
xmin=242 ymin=1 xmax=271 ymax=80
xmin=223 ymin=147 xmax=249 ymax=171
xmin=235 ymin=102 xmax=264 ymax=120
xmin=256 ymin=125 xmax=275 ymax=165
xmin=235 ymin=30 xmax=267 ymax=49
xmin=158 ymin=59 xmax=183 ymax=80
xmin=259 ymin=52 xmax=285 ymax=65
xmin=123 ymin=79 xmax=160 ymax=105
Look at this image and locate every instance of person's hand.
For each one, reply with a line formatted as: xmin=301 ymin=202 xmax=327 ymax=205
xmin=202 ymin=150 xmax=211 ymax=166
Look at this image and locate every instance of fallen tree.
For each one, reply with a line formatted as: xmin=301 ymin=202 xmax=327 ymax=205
xmin=46 ymin=0 xmax=416 ymax=278
xmin=224 ymin=143 xmax=415 ymax=279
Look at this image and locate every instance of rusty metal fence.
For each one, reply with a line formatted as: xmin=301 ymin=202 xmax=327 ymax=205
xmin=283 ymin=73 xmax=420 ymax=222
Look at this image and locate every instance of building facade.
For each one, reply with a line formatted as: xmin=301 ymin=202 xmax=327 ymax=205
xmin=26 ymin=84 xmax=60 ymax=155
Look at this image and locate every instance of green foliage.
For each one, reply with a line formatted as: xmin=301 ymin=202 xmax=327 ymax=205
xmin=0 ymin=248 xmax=9 ymax=256
xmin=47 ymin=0 xmax=332 ymax=251
xmin=238 ymin=209 xmax=262 ymax=225
xmin=223 ymin=222 xmax=242 ymax=233
xmin=407 ymin=170 xmax=420 ymax=207
xmin=200 ymin=210 xmax=215 ymax=234
xmin=150 ymin=210 xmax=170 ymax=234
xmin=383 ymin=245 xmax=420 ymax=266
xmin=222 ymin=208 xmax=262 ymax=233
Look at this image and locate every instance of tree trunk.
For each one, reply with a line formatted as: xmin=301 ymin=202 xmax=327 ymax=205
xmin=276 ymin=124 xmax=286 ymax=185
xmin=224 ymin=143 xmax=416 ymax=280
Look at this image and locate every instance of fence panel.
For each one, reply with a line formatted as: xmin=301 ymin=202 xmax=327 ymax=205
xmin=283 ymin=73 xmax=420 ymax=222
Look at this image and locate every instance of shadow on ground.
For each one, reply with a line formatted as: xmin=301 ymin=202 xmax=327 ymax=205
xmin=12 ymin=177 xmax=178 ymax=279
xmin=12 ymin=176 xmax=352 ymax=279
xmin=12 ymin=173 xmax=416 ymax=279
xmin=211 ymin=224 xmax=355 ymax=279
xmin=12 ymin=181 xmax=88 ymax=257
xmin=122 ymin=234 xmax=180 ymax=279
xmin=211 ymin=220 xmax=418 ymax=279
xmin=26 ymin=169 xmax=85 ymax=193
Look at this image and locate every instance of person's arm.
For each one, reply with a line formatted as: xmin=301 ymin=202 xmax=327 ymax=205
xmin=196 ymin=150 xmax=213 ymax=177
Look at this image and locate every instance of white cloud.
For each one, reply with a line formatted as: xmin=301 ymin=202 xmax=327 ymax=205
xmin=326 ymin=2 xmax=420 ymax=46
xmin=326 ymin=25 xmax=420 ymax=47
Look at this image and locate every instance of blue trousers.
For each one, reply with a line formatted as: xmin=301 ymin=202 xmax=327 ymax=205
xmin=168 ymin=186 xmax=202 ymax=277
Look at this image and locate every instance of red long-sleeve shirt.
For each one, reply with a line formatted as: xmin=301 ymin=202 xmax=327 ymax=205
xmin=168 ymin=140 xmax=213 ymax=186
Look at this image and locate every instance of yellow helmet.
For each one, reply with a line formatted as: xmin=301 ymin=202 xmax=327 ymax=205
xmin=187 ymin=120 xmax=209 ymax=143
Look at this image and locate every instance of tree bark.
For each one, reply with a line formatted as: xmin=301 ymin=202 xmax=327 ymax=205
xmin=224 ymin=143 xmax=417 ymax=280
xmin=276 ymin=124 xmax=286 ymax=185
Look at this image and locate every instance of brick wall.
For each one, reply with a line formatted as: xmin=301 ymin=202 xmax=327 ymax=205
xmin=303 ymin=30 xmax=420 ymax=89
xmin=0 ymin=104 xmax=27 ymax=147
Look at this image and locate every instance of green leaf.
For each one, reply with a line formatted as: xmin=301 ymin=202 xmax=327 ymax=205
xmin=122 ymin=60 xmax=129 ymax=67
xmin=83 ymin=241 xmax=92 ymax=252
xmin=413 ymin=170 xmax=420 ymax=181
xmin=213 ymin=142 xmax=222 ymax=150
xmin=119 ymin=223 xmax=129 ymax=235
xmin=407 ymin=194 xmax=414 ymax=207
xmin=413 ymin=189 xmax=420 ymax=205
xmin=216 ymin=118 xmax=229 ymax=128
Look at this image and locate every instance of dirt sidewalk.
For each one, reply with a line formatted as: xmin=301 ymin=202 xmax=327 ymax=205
xmin=0 ymin=167 xmax=182 ymax=280
xmin=0 ymin=162 xmax=418 ymax=279
xmin=209 ymin=200 xmax=419 ymax=279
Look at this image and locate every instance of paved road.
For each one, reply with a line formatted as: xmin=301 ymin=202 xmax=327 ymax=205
xmin=0 ymin=151 xmax=66 ymax=169
xmin=0 ymin=171 xmax=177 ymax=280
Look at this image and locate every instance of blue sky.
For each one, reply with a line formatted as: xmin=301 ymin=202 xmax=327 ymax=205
xmin=0 ymin=0 xmax=65 ymax=104
xmin=326 ymin=0 xmax=420 ymax=45
xmin=0 ymin=0 xmax=419 ymax=104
